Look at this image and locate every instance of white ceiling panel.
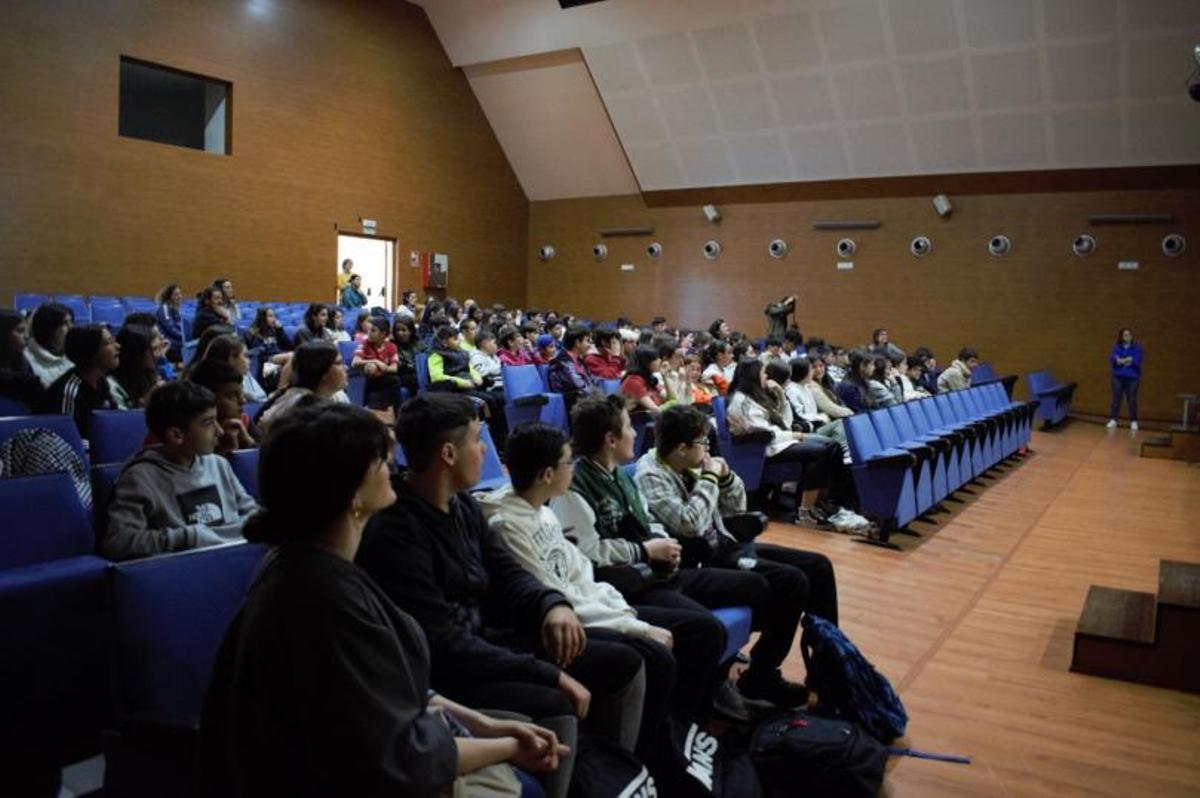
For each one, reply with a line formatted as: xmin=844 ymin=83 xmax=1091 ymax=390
xmin=417 ymin=0 xmax=1200 ymax=195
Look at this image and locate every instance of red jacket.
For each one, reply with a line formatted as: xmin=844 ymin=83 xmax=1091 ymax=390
xmin=584 ymin=352 xmax=624 ymax=380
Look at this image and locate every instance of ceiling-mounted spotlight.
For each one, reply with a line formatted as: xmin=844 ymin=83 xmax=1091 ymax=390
xmin=702 ymin=204 xmax=721 ymax=224
xmin=592 ymin=243 xmax=608 ymax=262
xmin=1071 ymin=234 xmax=1096 ymax=257
xmin=987 ymin=235 xmax=1012 ymax=257
xmin=910 ymin=236 xmax=932 ymax=258
xmin=702 ymin=239 xmax=721 ymax=260
xmin=768 ymin=238 xmax=788 ymax=259
xmin=1162 ymin=233 xmax=1186 ymax=257
xmin=647 ymin=242 xmax=663 ymax=258
xmin=538 ymin=245 xmax=556 ymax=262
xmin=836 ymin=238 xmax=856 ymax=257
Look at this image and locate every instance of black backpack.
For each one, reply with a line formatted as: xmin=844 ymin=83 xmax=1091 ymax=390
xmin=661 ymin=720 xmax=762 ymax=798
xmin=568 ymin=734 xmax=657 ymax=798
xmin=748 ymin=710 xmax=887 ymax=798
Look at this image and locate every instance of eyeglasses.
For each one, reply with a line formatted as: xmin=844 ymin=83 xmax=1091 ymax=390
xmin=690 ymin=437 xmax=710 ymax=449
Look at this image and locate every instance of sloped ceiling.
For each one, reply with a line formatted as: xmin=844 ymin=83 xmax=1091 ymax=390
xmin=418 ymin=0 xmax=1200 ymax=196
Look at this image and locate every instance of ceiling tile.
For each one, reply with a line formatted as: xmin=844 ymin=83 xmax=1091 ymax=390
xmin=817 ymin=2 xmax=888 ymax=66
xmin=979 ymin=111 xmax=1047 ymax=166
xmin=832 ymin=64 xmax=902 ymax=121
xmin=1047 ymin=41 xmax=1119 ymax=103
xmin=753 ymin=13 xmax=822 ymax=73
xmin=676 ymin=138 xmax=737 ymax=185
xmin=727 ymin=133 xmax=791 ymax=183
xmin=1126 ymin=99 xmax=1200 ymax=162
xmin=711 ymin=79 xmax=779 ymax=132
xmin=770 ymin=73 xmax=837 ymax=127
xmin=624 ymin=142 xmax=686 ymax=190
xmin=583 ymin=42 xmax=647 ymax=93
xmin=1051 ymin=106 xmax=1123 ymax=164
xmin=911 ymin=117 xmax=978 ymax=171
xmin=1128 ymin=33 xmax=1198 ymax=99
xmin=786 ymin=127 xmax=850 ymax=179
xmin=973 ymin=48 xmax=1043 ymax=109
xmin=635 ymin=32 xmax=702 ymax=87
xmin=963 ymin=0 xmax=1035 ymax=48
xmin=901 ymin=57 xmax=969 ymax=113
xmin=1126 ymin=0 xmax=1200 ymax=32
xmin=888 ymin=0 xmax=961 ymax=55
xmin=692 ymin=22 xmax=760 ymax=80
xmin=604 ymin=94 xmax=667 ymax=143
xmin=655 ymin=87 xmax=720 ymax=138
xmin=846 ymin=122 xmax=914 ymax=175
xmin=1042 ymin=0 xmax=1118 ymax=39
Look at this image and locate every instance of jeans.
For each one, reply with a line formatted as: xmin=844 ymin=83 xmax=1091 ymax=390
xmin=1110 ymin=376 xmax=1139 ymax=422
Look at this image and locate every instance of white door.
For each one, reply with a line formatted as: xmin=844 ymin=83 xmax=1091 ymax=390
xmin=337 ymin=234 xmax=394 ymax=309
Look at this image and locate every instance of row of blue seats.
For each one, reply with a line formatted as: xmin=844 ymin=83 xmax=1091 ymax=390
xmin=843 ymin=384 xmax=1037 ymax=548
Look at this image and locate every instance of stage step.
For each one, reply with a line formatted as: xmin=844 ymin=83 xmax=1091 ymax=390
xmin=1071 ymin=560 xmax=1200 ymax=694
xmin=1137 ymin=429 xmax=1200 ymax=464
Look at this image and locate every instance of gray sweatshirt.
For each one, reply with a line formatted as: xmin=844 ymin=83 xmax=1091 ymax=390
xmin=102 ymin=446 xmax=257 ymax=561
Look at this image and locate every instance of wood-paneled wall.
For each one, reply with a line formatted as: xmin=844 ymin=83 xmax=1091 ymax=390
xmin=528 ymin=189 xmax=1198 ymax=421
xmin=0 ymin=0 xmax=528 ymax=308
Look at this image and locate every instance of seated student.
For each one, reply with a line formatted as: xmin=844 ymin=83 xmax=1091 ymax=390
xmin=352 ymin=316 xmax=402 ymax=416
xmin=326 ymin=307 xmax=351 ymax=344
xmin=867 ymin=328 xmax=905 ymax=360
xmin=584 ymin=328 xmax=624 ymax=380
xmin=532 ymin=333 xmax=557 ymax=366
xmin=707 ymin=318 xmax=731 ymax=341
xmin=825 ymin=346 xmax=849 ymax=383
xmin=547 ymin=326 xmax=597 ymax=413
xmin=619 ymin=345 xmax=666 ymax=415
xmin=192 ymin=286 xmax=230 ymax=341
xmin=188 ymin=359 xmax=255 ymax=455
xmin=257 ymin=342 xmax=348 ymax=433
xmin=553 ymin=396 xmax=809 ymax=710
xmin=937 ymin=347 xmax=979 ymax=393
xmin=356 ymin=395 xmax=651 ymax=796
xmin=24 ymin=302 xmax=74 ymax=387
xmin=866 ymin=354 xmax=899 ymax=409
xmin=483 ymin=423 xmax=718 ymax=758
xmin=458 ymin=319 xmax=479 ymax=354
xmin=913 ymin=347 xmax=940 ymax=395
xmin=727 ymin=358 xmax=868 ymax=532
xmin=807 ymin=355 xmax=854 ymax=420
xmin=781 ymin=328 xmax=804 ymax=360
xmin=759 ymin=336 xmax=785 ymax=366
xmin=102 ymin=381 xmax=256 ymax=560
xmin=155 ymin=283 xmax=185 ymax=363
xmin=899 ymin=355 xmax=932 ymax=401
xmin=834 ymin=350 xmax=875 ymax=413
xmin=39 ymin=324 xmax=121 ymax=439
xmin=427 ymin=325 xmax=508 ymax=448
xmin=469 ymin=329 xmax=505 ymax=392
xmin=498 ymin=325 xmax=534 ymax=367
xmin=656 ymin=339 xmax=694 ymax=408
xmin=684 ymin=354 xmax=716 ymax=405
xmin=245 ymin=307 xmax=293 ymax=387
xmin=0 ymin=309 xmax=45 ymax=409
xmin=339 ymin=272 xmax=368 ymax=309
xmin=200 ymin=333 xmax=268 ymax=403
xmin=636 ymin=405 xmax=844 ymax=700
xmin=394 ymin=289 xmax=418 ymax=321
xmin=700 ymin=341 xmax=734 ymax=396
xmin=292 ymin=303 xmax=334 ymax=345
xmin=352 ymin=310 xmax=372 ymax=345
xmin=547 ymin=320 xmax=566 ymax=346
xmin=111 ymin=324 xmax=163 ymax=409
xmin=390 ymin=317 xmax=423 ymax=396
xmin=213 ymin=277 xmax=241 ymax=324
xmin=781 ymin=358 xmax=847 ymax=449
xmin=199 ymin=402 xmax=565 ymax=798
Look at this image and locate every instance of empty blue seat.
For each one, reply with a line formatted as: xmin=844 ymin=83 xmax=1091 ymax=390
xmin=872 ymin=408 xmax=942 ymax=509
xmin=903 ymin=400 xmax=966 ymax=491
xmin=90 ymin=409 xmax=147 ymax=465
xmin=345 ymin=372 xmax=366 ymax=406
xmin=56 ymin=296 xmax=91 ymax=324
xmin=598 ymin=378 xmax=621 ymax=396
xmin=15 ymin=292 xmax=50 ymax=313
xmin=843 ymin=414 xmax=918 ymax=545
xmin=91 ymin=302 xmax=128 ymax=329
xmin=337 ymin=340 xmax=356 ymax=365
xmin=501 ymin=365 xmax=566 ymax=431
xmin=0 ymin=396 xmax=31 ymax=415
xmin=1026 ymin=369 xmax=1076 ymax=428
xmin=415 ymin=352 xmax=430 ymax=392
xmin=474 ymin=423 xmax=508 ymax=492
xmin=932 ymin=394 xmax=987 ymax=476
xmin=711 ymin=606 xmax=753 ymax=664
xmin=90 ymin=462 xmax=124 ymax=538
xmin=0 ymin=472 xmax=94 ymax=569
xmin=0 ymin=413 xmax=88 ymax=462
xmin=230 ymin=449 xmax=259 ymax=500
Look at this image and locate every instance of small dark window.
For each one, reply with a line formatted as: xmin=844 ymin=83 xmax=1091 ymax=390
xmin=119 ymin=57 xmax=230 ymax=154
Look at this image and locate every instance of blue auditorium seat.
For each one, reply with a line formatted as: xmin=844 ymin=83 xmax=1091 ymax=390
xmin=91 ymin=300 xmax=127 ymax=329
xmin=501 ymin=364 xmax=565 ymax=431
xmin=843 ymin=414 xmax=918 ymax=547
xmin=90 ymin=409 xmax=147 ymax=465
xmin=15 ymin=292 xmax=50 ymax=313
xmin=229 ymin=448 xmax=259 ymax=500
xmin=475 ymin=423 xmax=508 ymax=492
xmin=868 ymin=409 xmax=936 ymax=513
xmin=0 ymin=471 xmax=94 ymax=570
xmin=0 ymin=396 xmax=31 ymax=415
xmin=1025 ymin=370 xmax=1076 ymax=428
xmin=90 ymin=462 xmax=124 ymax=538
xmin=0 ymin=413 xmax=88 ymax=462
xmin=711 ymin=606 xmax=753 ymax=664
xmin=415 ymin=352 xmax=430 ymax=392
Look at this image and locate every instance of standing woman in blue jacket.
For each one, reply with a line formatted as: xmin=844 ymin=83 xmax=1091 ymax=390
xmin=1107 ymin=327 xmax=1142 ymax=431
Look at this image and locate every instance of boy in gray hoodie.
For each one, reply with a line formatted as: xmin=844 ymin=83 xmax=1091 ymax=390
xmin=102 ymin=381 xmax=257 ymax=560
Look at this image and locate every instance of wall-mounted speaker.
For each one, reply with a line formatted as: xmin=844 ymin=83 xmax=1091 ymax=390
xmin=1162 ymin=233 xmax=1186 ymax=257
xmin=910 ymin=236 xmax=932 ymax=257
xmin=836 ymin=238 xmax=856 ymax=257
xmin=538 ymin=245 xmax=555 ymax=262
xmin=987 ymin=235 xmax=1012 ymax=257
xmin=702 ymin=239 xmax=721 ymax=260
xmin=592 ymin=243 xmax=608 ymax=262
xmin=768 ymin=238 xmax=788 ymax=259
xmin=647 ymin=242 xmax=663 ymax=258
xmin=1071 ymin=235 xmax=1096 ymax=257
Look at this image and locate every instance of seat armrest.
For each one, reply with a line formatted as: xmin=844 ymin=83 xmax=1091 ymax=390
xmin=513 ymin=395 xmax=549 ymax=408
xmin=865 ymin=451 xmax=916 ymax=469
xmin=731 ymin=430 xmax=774 ymax=446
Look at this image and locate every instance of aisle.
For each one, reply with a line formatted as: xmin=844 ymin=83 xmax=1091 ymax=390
xmin=760 ymin=423 xmax=1200 ymax=797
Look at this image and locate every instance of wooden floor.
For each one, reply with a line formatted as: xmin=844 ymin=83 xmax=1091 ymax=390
xmin=761 ymin=421 xmax=1200 ymax=797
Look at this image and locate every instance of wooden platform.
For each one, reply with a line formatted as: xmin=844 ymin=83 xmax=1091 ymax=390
xmin=1139 ymin=427 xmax=1200 ymax=464
xmin=760 ymin=422 xmax=1200 ymax=797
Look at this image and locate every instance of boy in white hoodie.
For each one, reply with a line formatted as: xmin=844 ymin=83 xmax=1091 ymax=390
xmin=481 ymin=422 xmax=726 ymax=732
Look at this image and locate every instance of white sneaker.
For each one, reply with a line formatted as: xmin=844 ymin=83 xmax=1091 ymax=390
xmin=1130 ymin=421 xmax=1139 ymax=432
xmin=793 ymin=508 xmax=833 ymax=530
xmin=1106 ymin=419 xmax=1118 ymax=429
xmin=828 ymin=507 xmax=871 ymax=532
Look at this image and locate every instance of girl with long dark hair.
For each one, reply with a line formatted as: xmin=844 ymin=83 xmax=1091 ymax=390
xmin=1108 ymin=327 xmax=1143 ymax=431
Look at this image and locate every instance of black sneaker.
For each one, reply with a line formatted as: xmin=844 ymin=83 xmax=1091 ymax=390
xmin=737 ymin=671 xmax=810 ymax=709
xmin=712 ymin=679 xmax=752 ymax=723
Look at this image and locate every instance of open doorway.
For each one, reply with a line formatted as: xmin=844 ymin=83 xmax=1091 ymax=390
xmin=337 ymin=233 xmax=395 ymax=310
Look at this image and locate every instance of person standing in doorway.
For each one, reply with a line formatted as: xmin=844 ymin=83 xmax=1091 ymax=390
xmin=1107 ymin=328 xmax=1143 ymax=432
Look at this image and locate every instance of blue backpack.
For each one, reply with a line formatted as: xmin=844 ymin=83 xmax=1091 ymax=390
xmin=800 ymin=614 xmax=908 ymax=742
